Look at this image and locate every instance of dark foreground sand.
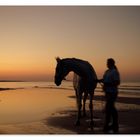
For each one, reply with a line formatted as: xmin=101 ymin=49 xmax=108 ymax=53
xmin=0 ymin=88 xmax=140 ymax=134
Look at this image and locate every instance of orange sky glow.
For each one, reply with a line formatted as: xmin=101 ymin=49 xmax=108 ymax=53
xmin=0 ymin=6 xmax=140 ymax=82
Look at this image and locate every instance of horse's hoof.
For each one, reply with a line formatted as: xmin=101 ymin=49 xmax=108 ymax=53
xmin=75 ymin=120 xmax=80 ymax=126
xmin=90 ymin=121 xmax=94 ymax=128
xmin=89 ymin=122 xmax=94 ymax=130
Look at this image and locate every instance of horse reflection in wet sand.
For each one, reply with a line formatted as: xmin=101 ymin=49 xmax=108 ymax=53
xmin=54 ymin=57 xmax=97 ymax=128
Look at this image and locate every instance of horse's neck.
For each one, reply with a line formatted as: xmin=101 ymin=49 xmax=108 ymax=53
xmin=66 ymin=58 xmax=96 ymax=79
xmin=66 ymin=59 xmax=85 ymax=77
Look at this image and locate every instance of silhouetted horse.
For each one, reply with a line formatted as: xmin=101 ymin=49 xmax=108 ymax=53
xmin=54 ymin=57 xmax=97 ymax=127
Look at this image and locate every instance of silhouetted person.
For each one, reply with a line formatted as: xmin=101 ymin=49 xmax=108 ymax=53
xmin=99 ymin=58 xmax=120 ymax=133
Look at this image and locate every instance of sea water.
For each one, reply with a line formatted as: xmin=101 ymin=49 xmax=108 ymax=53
xmin=0 ymin=81 xmax=140 ymax=94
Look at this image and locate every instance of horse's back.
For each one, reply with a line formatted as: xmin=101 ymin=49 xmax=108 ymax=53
xmin=72 ymin=58 xmax=97 ymax=92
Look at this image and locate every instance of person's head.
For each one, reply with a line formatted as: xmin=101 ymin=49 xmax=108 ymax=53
xmin=107 ymin=58 xmax=115 ymax=69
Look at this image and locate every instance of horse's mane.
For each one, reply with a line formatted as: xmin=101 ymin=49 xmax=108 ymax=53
xmin=61 ymin=58 xmax=89 ymax=65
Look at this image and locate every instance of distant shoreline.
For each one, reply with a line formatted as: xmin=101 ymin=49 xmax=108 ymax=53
xmin=0 ymin=80 xmax=25 ymax=82
xmin=0 ymin=80 xmax=140 ymax=83
xmin=0 ymin=80 xmax=54 ymax=82
xmin=0 ymin=88 xmax=17 ymax=91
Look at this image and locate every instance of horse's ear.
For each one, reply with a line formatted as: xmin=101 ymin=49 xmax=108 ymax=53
xmin=55 ymin=57 xmax=61 ymax=63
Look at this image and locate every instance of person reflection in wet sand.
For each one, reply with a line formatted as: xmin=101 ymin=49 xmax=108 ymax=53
xmin=99 ymin=58 xmax=120 ymax=133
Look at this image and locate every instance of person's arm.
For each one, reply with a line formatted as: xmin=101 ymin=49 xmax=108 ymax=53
xmin=112 ymin=70 xmax=120 ymax=86
xmin=104 ymin=70 xmax=120 ymax=87
xmin=104 ymin=81 xmax=119 ymax=87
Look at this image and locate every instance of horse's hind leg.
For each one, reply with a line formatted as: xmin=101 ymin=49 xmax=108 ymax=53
xmin=83 ymin=92 xmax=88 ymax=117
xmin=89 ymin=92 xmax=94 ymax=128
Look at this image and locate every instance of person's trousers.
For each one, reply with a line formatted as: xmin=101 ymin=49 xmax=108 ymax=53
xmin=104 ymin=92 xmax=118 ymax=131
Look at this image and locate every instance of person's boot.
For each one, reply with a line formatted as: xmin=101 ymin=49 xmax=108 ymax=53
xmin=103 ymin=124 xmax=111 ymax=133
xmin=110 ymin=123 xmax=119 ymax=133
xmin=113 ymin=125 xmax=119 ymax=133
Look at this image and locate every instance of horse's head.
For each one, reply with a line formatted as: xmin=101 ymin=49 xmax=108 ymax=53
xmin=54 ymin=57 xmax=69 ymax=86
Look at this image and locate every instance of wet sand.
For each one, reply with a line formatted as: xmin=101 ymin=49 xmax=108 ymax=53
xmin=0 ymin=88 xmax=140 ymax=134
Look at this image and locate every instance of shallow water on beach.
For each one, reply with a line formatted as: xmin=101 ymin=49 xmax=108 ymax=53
xmin=0 ymin=81 xmax=140 ymax=133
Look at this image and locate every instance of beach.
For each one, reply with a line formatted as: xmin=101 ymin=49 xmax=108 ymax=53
xmin=0 ymin=83 xmax=140 ymax=134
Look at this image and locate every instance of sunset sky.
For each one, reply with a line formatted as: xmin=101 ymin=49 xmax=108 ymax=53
xmin=0 ymin=6 xmax=140 ymax=82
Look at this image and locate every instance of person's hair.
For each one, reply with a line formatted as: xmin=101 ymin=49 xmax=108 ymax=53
xmin=107 ymin=58 xmax=118 ymax=70
xmin=107 ymin=58 xmax=115 ymax=65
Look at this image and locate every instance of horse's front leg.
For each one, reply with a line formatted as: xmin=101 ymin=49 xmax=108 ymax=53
xmin=75 ymin=91 xmax=82 ymax=126
xmin=89 ymin=92 xmax=94 ymax=128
